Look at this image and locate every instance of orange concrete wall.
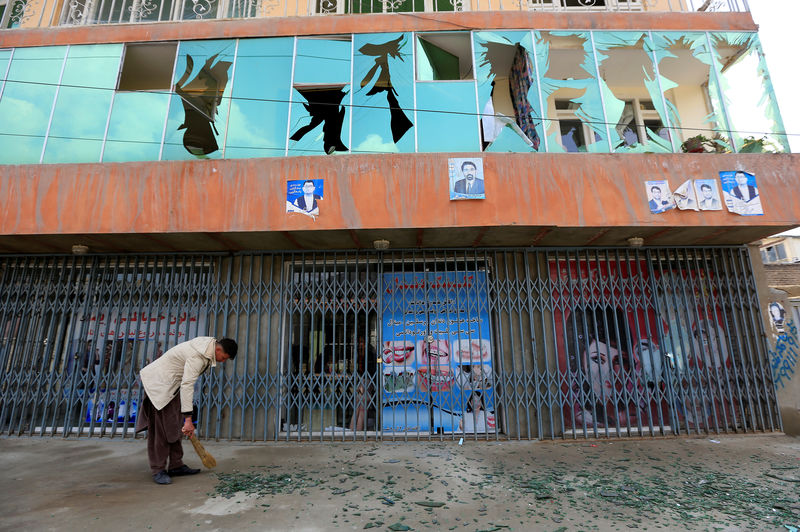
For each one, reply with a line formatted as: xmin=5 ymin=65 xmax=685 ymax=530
xmin=0 ymin=153 xmax=797 ymax=236
xmin=0 ymin=11 xmax=756 ymax=49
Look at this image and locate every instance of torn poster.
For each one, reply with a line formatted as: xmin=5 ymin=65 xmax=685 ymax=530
xmin=646 ymin=180 xmax=676 ymax=214
xmin=286 ymin=179 xmax=324 ymax=219
xmin=449 ymin=158 xmax=485 ymax=200
xmin=673 ymin=179 xmax=699 ymax=211
xmin=694 ymin=179 xmax=723 ymax=211
xmin=720 ymin=170 xmax=763 ymax=216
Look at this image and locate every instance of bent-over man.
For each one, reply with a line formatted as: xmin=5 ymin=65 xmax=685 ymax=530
xmin=136 ymin=336 xmax=238 ymax=484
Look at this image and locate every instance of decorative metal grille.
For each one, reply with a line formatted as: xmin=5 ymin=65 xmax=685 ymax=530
xmin=0 ymin=247 xmax=780 ymax=442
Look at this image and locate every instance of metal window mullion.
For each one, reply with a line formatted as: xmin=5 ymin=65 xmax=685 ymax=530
xmin=219 ymin=38 xmax=240 ymax=160
xmin=0 ymin=48 xmax=15 ymax=104
xmin=704 ymin=31 xmax=738 ymax=152
xmin=647 ymin=30 xmax=679 ymax=152
xmin=285 ymin=37 xmax=297 ymax=157
xmin=588 ymin=31 xmax=613 ymax=152
xmin=411 ymin=31 xmax=418 ymax=153
xmin=158 ymin=43 xmax=181 ymax=161
xmin=39 ymin=44 xmax=70 ymax=164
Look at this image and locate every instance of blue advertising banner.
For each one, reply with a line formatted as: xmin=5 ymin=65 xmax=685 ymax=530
xmin=381 ymin=271 xmax=495 ymax=433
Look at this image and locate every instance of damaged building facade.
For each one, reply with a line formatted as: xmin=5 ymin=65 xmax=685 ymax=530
xmin=1 ymin=0 xmax=799 ymax=442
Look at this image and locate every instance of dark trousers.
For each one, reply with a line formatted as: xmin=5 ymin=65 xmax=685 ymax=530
xmin=136 ymin=394 xmax=185 ymax=475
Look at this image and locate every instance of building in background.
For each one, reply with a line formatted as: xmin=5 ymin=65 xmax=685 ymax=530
xmin=1 ymin=0 xmax=799 ymax=442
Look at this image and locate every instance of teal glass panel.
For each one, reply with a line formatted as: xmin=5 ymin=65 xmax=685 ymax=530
xmin=651 ymin=32 xmax=731 ymax=153
xmin=162 ymin=40 xmax=236 ymax=160
xmin=591 ymin=32 xmax=673 ymax=153
xmin=710 ymin=32 xmax=789 ymax=153
xmin=416 ymin=81 xmax=479 ymax=152
xmin=43 ymin=44 xmax=123 ymax=163
xmin=0 ymin=46 xmax=67 ymax=164
xmin=351 ymin=32 xmax=414 ymax=154
xmin=534 ymin=32 xmax=610 ymax=153
xmin=294 ymin=38 xmax=351 ymax=85
xmin=103 ymin=91 xmax=170 ymax=162
xmin=287 ymin=84 xmax=351 ymax=156
xmin=225 ymin=37 xmax=293 ymax=159
xmin=473 ymin=31 xmax=542 ymax=153
xmin=0 ymin=49 xmax=10 ymax=78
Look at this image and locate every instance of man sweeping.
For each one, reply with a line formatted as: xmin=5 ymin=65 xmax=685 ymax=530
xmin=136 ymin=336 xmax=238 ymax=485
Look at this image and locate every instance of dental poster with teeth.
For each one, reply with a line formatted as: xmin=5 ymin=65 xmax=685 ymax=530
xmin=381 ymin=271 xmax=496 ymax=433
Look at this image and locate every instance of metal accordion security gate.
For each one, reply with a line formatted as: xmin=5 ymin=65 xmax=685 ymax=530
xmin=0 ymin=247 xmax=781 ymax=441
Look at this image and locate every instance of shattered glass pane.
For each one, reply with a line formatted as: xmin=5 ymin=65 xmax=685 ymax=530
xmin=351 ymin=33 xmax=414 ymax=154
xmin=592 ymin=31 xmax=674 ymax=153
xmin=43 ymin=44 xmax=123 ymax=163
xmin=294 ymin=37 xmax=351 ymax=85
xmin=416 ymin=81 xmax=480 ymax=152
xmin=0 ymin=46 xmax=67 ymax=164
xmin=288 ymin=85 xmax=351 ymax=156
xmin=161 ymin=40 xmax=236 ymax=160
xmin=534 ymin=31 xmax=610 ymax=153
xmin=225 ymin=37 xmax=293 ymax=158
xmin=473 ymin=31 xmax=542 ymax=153
xmin=104 ymin=92 xmax=171 ymax=162
xmin=650 ymin=32 xmax=731 ymax=153
xmin=710 ymin=32 xmax=789 ymax=153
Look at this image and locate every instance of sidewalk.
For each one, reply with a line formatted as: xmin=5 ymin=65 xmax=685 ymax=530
xmin=1 ymin=434 xmax=799 ymax=531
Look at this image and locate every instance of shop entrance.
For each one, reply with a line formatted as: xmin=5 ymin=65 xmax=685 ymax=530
xmin=380 ymin=265 xmax=496 ymax=436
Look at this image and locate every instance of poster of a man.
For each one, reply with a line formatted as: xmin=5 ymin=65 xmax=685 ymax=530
xmin=720 ymin=170 xmax=763 ymax=216
xmin=673 ymin=179 xmax=698 ymax=211
xmin=286 ymin=179 xmax=323 ymax=218
xmin=769 ymin=302 xmax=786 ymax=334
xmin=450 ymin=158 xmax=485 ymax=200
xmin=694 ymin=179 xmax=722 ymax=211
xmin=645 ymin=180 xmax=675 ymax=214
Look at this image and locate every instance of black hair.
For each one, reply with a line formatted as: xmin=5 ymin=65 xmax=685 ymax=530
xmin=769 ymin=302 xmax=785 ymax=319
xmin=700 ymin=183 xmax=712 ymax=191
xmin=566 ymin=306 xmax=631 ymax=373
xmin=303 ymin=179 xmax=315 ymax=186
xmin=461 ymin=161 xmax=477 ymax=173
xmin=465 ymin=391 xmax=484 ymax=413
xmin=650 ymin=186 xmax=661 ymax=193
xmin=218 ymin=338 xmax=238 ymax=359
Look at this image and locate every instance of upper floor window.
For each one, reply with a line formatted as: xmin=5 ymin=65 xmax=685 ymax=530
xmin=117 ymin=43 xmax=178 ymax=91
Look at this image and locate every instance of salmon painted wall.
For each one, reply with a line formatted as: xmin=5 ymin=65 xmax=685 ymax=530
xmin=1 ymin=153 xmax=798 ymax=236
xmin=0 ymin=11 xmax=756 ymax=49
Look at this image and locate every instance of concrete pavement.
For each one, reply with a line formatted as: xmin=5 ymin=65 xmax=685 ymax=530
xmin=1 ymin=434 xmax=799 ymax=531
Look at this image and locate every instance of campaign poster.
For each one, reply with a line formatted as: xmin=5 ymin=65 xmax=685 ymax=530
xmin=720 ymin=170 xmax=763 ymax=216
xmin=645 ymin=180 xmax=676 ymax=214
xmin=673 ymin=179 xmax=699 ymax=211
xmin=549 ymin=259 xmax=667 ymax=430
xmin=694 ymin=179 xmax=723 ymax=211
xmin=449 ymin=158 xmax=485 ymax=200
xmin=381 ymin=271 xmax=495 ymax=433
xmin=286 ymin=179 xmax=324 ymax=218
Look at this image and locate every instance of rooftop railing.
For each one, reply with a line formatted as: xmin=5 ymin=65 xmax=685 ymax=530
xmin=0 ymin=0 xmax=750 ymax=30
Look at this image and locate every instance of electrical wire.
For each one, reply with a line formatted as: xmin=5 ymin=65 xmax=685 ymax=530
xmin=0 ymin=76 xmax=797 ymax=149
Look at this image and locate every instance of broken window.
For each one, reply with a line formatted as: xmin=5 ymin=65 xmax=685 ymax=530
xmin=161 ymin=40 xmax=235 ymax=160
xmin=710 ymin=32 xmax=790 ymax=153
xmin=0 ymin=46 xmax=67 ymax=164
xmin=534 ymin=31 xmax=610 ymax=153
xmin=592 ymin=32 xmax=674 ymax=153
xmin=42 ymin=44 xmax=123 ymax=163
xmin=117 ymin=43 xmax=177 ymax=92
xmin=104 ymin=42 xmax=176 ymax=162
xmin=351 ymin=33 xmax=415 ymax=154
xmin=416 ymin=81 xmax=480 ymax=152
xmin=473 ymin=31 xmax=542 ymax=152
xmin=289 ymin=85 xmax=350 ymax=155
xmin=416 ymin=33 xmax=474 ymax=81
xmin=650 ymin=32 xmax=731 ymax=153
xmin=225 ymin=37 xmax=293 ymax=158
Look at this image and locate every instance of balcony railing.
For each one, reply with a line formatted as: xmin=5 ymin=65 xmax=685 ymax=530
xmin=0 ymin=0 xmax=750 ymax=30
